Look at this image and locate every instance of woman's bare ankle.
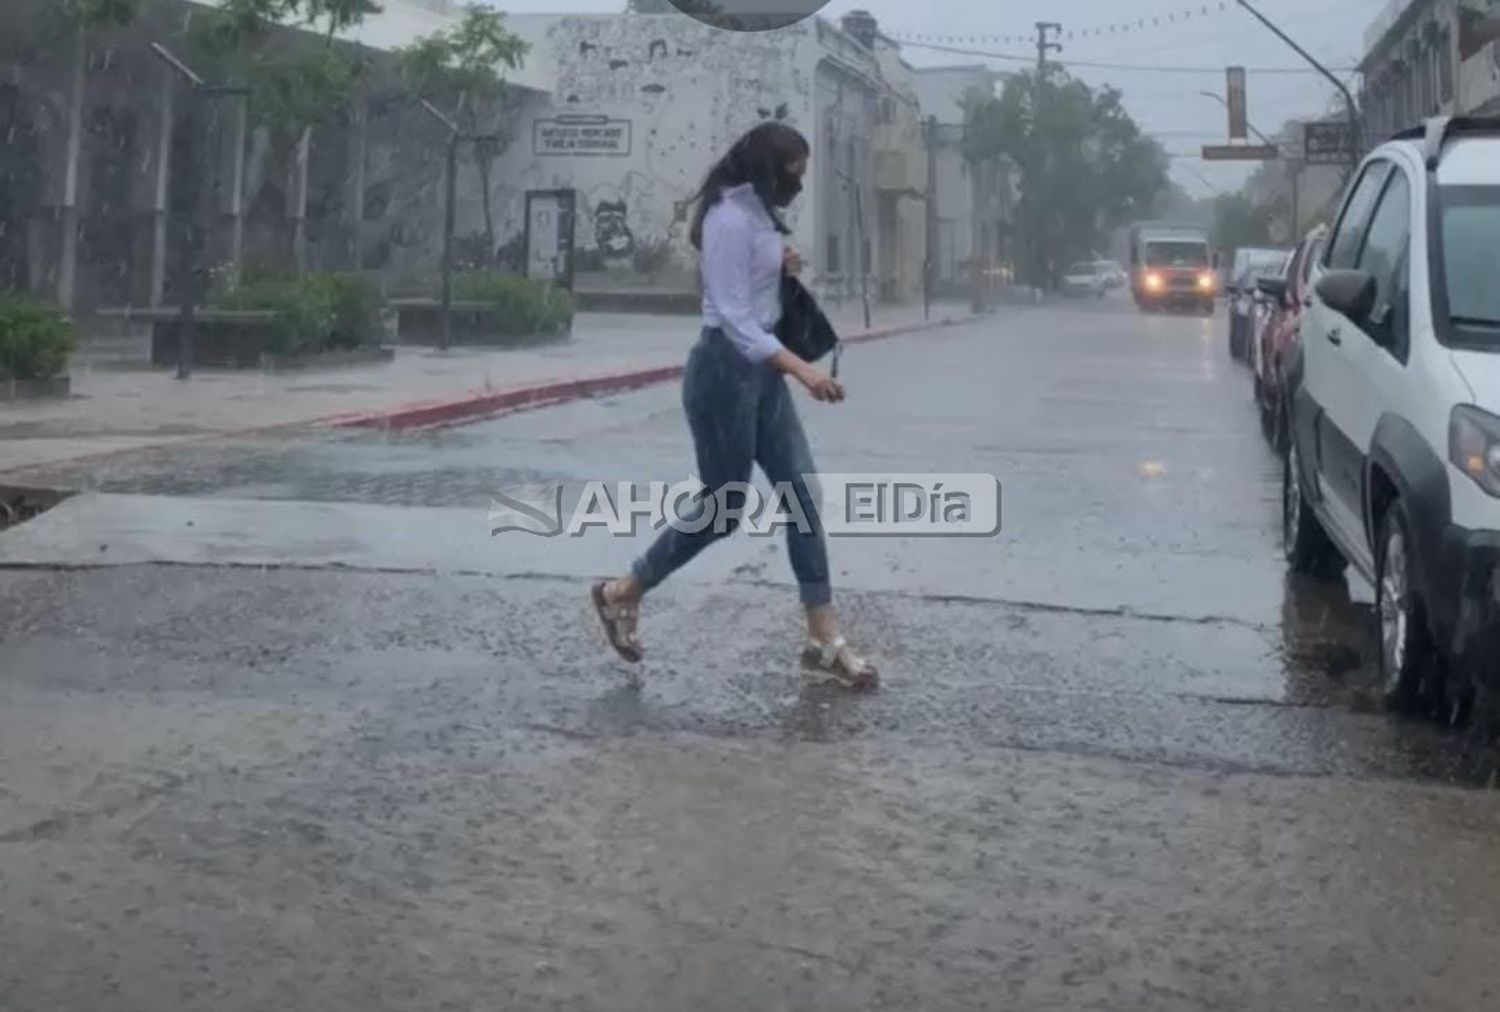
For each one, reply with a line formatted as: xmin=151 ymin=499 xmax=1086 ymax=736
xmin=806 ymin=604 xmax=837 ymax=643
xmin=605 ymin=575 xmax=642 ymax=605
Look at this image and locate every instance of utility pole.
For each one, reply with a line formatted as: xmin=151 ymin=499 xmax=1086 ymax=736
xmin=923 ymin=115 xmax=937 ymax=321
xmin=1234 ymin=0 xmax=1362 ymax=171
xmin=1025 ymin=21 xmax=1062 ymax=296
xmin=1035 ymin=21 xmax=1062 ymax=78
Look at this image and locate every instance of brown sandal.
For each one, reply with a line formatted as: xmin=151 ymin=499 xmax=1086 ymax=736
xmin=591 ymin=582 xmax=644 ymax=663
xmin=802 ymin=635 xmax=879 ymax=691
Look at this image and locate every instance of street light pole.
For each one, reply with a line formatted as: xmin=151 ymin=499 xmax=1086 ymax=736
xmin=1198 ymin=90 xmax=1278 ymax=148
xmin=1233 ymin=0 xmax=1363 ymax=169
xmin=149 ymin=44 xmax=247 ymax=381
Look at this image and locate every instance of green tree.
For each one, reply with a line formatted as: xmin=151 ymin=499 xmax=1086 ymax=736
xmin=400 ymin=5 xmax=530 ymax=265
xmin=187 ymin=0 xmax=383 ymax=142
xmin=965 ymin=70 xmax=1169 ymax=288
xmin=1209 ymin=192 xmax=1273 ymax=262
xmin=184 ymin=0 xmax=382 ymax=273
xmin=58 ymin=0 xmax=143 ymax=30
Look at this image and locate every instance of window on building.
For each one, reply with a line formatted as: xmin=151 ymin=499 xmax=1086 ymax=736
xmin=878 ymin=97 xmax=896 ymax=124
xmin=827 ymin=234 xmax=841 ymax=274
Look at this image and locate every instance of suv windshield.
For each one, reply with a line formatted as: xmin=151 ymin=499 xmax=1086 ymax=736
xmin=1440 ymin=185 xmax=1500 ymax=348
xmin=1144 ymin=242 xmax=1208 ymax=267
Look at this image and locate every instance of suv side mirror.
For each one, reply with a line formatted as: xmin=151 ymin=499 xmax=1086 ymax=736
xmin=1255 ymin=274 xmax=1288 ymax=304
xmin=1314 ymin=269 xmax=1377 ymax=321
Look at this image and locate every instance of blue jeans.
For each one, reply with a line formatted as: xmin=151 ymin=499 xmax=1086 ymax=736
xmin=631 ymin=327 xmax=832 ymax=607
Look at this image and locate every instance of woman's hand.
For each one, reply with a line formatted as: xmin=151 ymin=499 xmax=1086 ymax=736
xmin=782 ymin=246 xmax=803 ymax=277
xmin=794 ymin=363 xmax=845 ymax=403
xmin=769 ymin=349 xmax=844 ymax=403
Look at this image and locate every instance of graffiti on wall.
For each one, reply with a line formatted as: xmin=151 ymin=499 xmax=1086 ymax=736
xmin=508 ymin=15 xmax=816 ymax=268
xmin=592 ymin=199 xmax=635 ymax=261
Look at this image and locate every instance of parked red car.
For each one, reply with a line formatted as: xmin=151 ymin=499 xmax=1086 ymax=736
xmin=1251 ymin=225 xmax=1328 ymax=452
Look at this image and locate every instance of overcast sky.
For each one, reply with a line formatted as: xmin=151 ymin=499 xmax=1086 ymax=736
xmin=498 ymin=0 xmax=1384 ymax=198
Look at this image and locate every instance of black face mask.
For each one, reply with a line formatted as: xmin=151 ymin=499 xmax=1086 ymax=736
xmin=771 ymin=169 xmax=803 ymax=208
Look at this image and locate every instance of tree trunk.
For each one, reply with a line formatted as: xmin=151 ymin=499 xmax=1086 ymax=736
xmin=58 ymin=25 xmax=86 ymax=313
xmin=477 ymin=140 xmax=495 ymax=269
xmin=292 ymin=126 xmax=311 ymax=276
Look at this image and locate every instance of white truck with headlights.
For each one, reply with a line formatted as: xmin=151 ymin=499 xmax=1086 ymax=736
xmin=1283 ymin=116 xmax=1500 ymax=730
xmin=1126 ymin=222 xmax=1217 ymax=315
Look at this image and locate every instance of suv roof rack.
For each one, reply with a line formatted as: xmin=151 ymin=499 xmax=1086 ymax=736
xmin=1391 ymin=116 xmax=1500 ymax=170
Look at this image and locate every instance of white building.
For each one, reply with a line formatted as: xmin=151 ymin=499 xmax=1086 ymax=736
xmin=911 ymin=65 xmax=1004 ymax=290
xmin=1360 ymin=0 xmax=1500 ymax=143
xmin=488 ymin=11 xmax=918 ymax=302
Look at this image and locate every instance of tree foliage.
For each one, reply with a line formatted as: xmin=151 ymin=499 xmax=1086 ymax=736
xmin=399 ymin=5 xmax=530 ymax=268
xmin=964 ymin=70 xmax=1169 ymax=287
xmin=187 ymin=0 xmax=383 ymax=140
xmin=399 ymin=4 xmax=529 ymax=103
xmin=59 ymin=0 xmax=144 ymax=30
xmin=1209 ymin=192 xmax=1273 ymax=259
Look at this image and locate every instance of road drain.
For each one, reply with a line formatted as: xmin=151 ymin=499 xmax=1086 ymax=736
xmin=0 ymin=486 xmax=71 ymax=533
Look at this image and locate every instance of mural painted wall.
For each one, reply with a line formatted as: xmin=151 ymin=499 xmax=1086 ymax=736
xmin=488 ymin=14 xmax=881 ymax=288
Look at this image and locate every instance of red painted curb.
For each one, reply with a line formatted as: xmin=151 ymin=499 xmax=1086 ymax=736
xmin=330 ymin=364 xmax=687 ymax=431
xmin=337 ymin=314 xmax=972 ymax=432
xmin=0 ymin=314 xmax=976 ymax=478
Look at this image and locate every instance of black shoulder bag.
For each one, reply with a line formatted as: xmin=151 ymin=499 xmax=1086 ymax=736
xmin=775 ymin=275 xmax=842 ymax=375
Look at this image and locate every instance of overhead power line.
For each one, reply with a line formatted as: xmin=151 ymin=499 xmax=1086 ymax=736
xmin=895 ymin=1 xmax=1249 ymax=47
xmin=892 ymin=37 xmax=1357 ymax=75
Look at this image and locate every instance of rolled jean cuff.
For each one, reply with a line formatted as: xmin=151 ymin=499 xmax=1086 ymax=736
xmin=799 ymin=580 xmax=833 ymax=608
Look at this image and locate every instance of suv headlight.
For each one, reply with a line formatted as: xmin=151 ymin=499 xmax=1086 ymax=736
xmin=1450 ymin=405 xmax=1500 ymax=498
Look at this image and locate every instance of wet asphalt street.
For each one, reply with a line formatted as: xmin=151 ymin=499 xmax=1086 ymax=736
xmin=3 ymin=297 xmax=1500 ymax=1010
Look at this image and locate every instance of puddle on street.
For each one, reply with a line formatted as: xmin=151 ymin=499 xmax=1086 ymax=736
xmin=1278 ymin=568 xmax=1500 ymax=785
xmin=1278 ymin=570 xmax=1379 ymax=709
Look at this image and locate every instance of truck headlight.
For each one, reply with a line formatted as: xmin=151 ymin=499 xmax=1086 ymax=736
xmin=1450 ymin=405 xmax=1500 ymax=498
xmin=1144 ymin=272 xmax=1164 ymax=292
xmin=1197 ymin=272 xmax=1216 ymax=293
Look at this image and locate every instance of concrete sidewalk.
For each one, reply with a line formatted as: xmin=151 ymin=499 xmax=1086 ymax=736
xmin=1 ymin=301 xmax=972 ymax=476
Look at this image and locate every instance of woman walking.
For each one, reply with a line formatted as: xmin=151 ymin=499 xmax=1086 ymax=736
xmin=590 ymin=122 xmax=878 ymax=690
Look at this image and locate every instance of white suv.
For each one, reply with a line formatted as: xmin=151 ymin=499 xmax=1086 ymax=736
xmin=1283 ymin=116 xmax=1500 ymax=729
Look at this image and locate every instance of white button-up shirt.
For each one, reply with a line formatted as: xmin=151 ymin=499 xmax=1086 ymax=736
xmin=700 ymin=182 xmax=786 ymax=362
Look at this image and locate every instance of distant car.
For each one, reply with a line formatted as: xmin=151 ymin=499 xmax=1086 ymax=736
xmin=1097 ymin=260 xmax=1129 ymax=289
xmin=1227 ymin=247 xmax=1289 ymax=361
xmin=1252 ymin=226 xmax=1328 ymax=451
xmin=1061 ymin=261 xmax=1110 ymax=297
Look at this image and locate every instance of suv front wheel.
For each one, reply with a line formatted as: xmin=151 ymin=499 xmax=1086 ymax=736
xmin=1375 ymin=500 xmax=1435 ymax=712
xmin=1283 ymin=440 xmax=1346 ymax=576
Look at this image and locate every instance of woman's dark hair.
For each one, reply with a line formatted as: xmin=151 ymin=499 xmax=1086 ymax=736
xmin=688 ymin=122 xmax=810 ymax=249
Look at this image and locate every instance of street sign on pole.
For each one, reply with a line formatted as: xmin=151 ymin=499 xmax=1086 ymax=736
xmin=1226 ymin=66 xmax=1248 ymax=141
xmin=1303 ymin=121 xmax=1357 ymax=165
xmin=1201 ymin=144 xmax=1280 ymax=161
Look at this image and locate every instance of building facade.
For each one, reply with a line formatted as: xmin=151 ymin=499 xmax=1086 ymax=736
xmin=490 ymin=10 xmax=924 ymax=303
xmin=0 ymin=0 xmax=551 ymax=313
xmin=844 ymin=11 xmax=928 ymax=304
xmin=1360 ymin=0 xmax=1500 ymax=143
xmin=911 ymin=64 xmax=1005 ymax=292
xmin=0 ymin=0 xmax=933 ymax=316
